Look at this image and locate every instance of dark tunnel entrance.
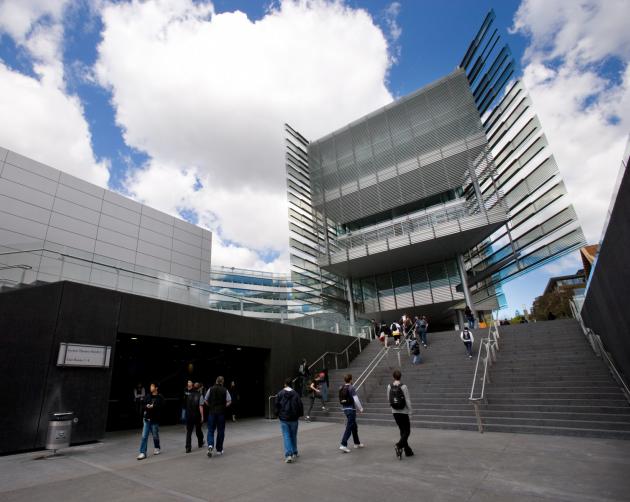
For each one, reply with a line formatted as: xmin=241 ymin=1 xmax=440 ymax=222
xmin=107 ymin=334 xmax=269 ymax=430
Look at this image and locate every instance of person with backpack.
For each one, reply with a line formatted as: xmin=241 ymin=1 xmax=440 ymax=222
xmin=415 ymin=315 xmax=429 ymax=348
xmin=388 ymin=370 xmax=413 ymax=459
xmin=274 ymin=378 xmax=304 ymax=463
xmin=204 ymin=376 xmax=232 ymax=457
xmin=391 ymin=322 xmax=402 ymax=346
xmin=410 ymin=338 xmax=422 ymax=364
xmin=461 ymin=326 xmax=475 ymax=359
xmin=338 ymin=373 xmax=364 ymax=453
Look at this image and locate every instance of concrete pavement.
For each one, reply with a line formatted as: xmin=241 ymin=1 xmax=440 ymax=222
xmin=1 ymin=418 xmax=629 ymax=501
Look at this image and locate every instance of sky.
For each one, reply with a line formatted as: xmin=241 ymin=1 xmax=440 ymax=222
xmin=0 ymin=0 xmax=628 ymax=316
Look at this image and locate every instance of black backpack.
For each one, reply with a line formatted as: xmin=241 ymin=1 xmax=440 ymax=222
xmin=389 ymin=384 xmax=406 ymax=410
xmin=339 ymin=385 xmax=354 ymax=407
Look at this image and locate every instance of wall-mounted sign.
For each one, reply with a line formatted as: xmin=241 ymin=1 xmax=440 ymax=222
xmin=57 ymin=343 xmax=112 ymax=368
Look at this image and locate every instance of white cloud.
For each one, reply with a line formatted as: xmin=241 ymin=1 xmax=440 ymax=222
xmin=540 ymin=251 xmax=582 ymax=276
xmin=512 ymin=0 xmax=630 ymax=244
xmin=0 ymin=0 xmax=109 ymax=186
xmin=95 ymin=0 xmax=394 ymax=270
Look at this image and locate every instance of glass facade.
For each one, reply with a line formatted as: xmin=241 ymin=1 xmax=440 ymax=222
xmin=285 ymin=9 xmax=583 ymax=325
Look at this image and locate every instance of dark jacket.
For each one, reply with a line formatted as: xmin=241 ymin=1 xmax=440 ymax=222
xmin=275 ymin=388 xmax=304 ymax=421
xmin=143 ymin=394 xmax=164 ymax=423
xmin=205 ymin=385 xmax=228 ymax=414
xmin=185 ymin=390 xmax=202 ymax=420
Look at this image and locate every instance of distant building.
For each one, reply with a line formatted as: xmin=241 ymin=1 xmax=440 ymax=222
xmin=543 ymin=270 xmax=586 ymax=295
xmin=208 ymin=266 xmax=301 ymax=321
xmin=579 ymin=244 xmax=599 ymax=281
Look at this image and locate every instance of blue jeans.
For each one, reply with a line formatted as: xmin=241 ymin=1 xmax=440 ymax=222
xmin=412 ymin=353 xmax=422 ymax=364
xmin=207 ymin=413 xmax=226 ymax=452
xmin=464 ymin=341 xmax=473 ymax=356
xmin=467 ymin=317 xmax=475 ymax=329
xmin=340 ymin=409 xmax=360 ymax=447
xmin=280 ymin=420 xmax=299 ymax=457
xmin=139 ymin=419 xmax=160 ymax=454
xmin=419 ymin=329 xmax=427 ymax=345
xmin=320 ymin=382 xmax=328 ymax=403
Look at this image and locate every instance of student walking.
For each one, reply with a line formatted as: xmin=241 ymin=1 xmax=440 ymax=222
xmin=319 ymin=369 xmax=329 ymax=404
xmin=205 ymin=376 xmax=232 ymax=457
xmin=410 ymin=339 xmax=422 ymax=364
xmin=274 ymin=378 xmax=304 ymax=463
xmin=184 ymin=381 xmax=204 ymax=453
xmin=464 ymin=306 xmax=475 ymax=329
xmin=137 ymin=382 xmax=164 ymax=460
xmin=305 ymin=376 xmax=327 ymax=421
xmin=461 ymin=326 xmax=475 ymax=359
xmin=416 ymin=315 xmax=429 ymax=347
xmin=388 ymin=370 xmax=414 ymax=459
xmin=338 ymin=374 xmax=364 ymax=452
xmin=297 ymin=358 xmax=310 ymax=396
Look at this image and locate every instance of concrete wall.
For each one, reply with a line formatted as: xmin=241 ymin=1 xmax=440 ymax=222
xmin=581 ymin=150 xmax=630 ymax=383
xmin=0 ymin=281 xmax=367 ymax=454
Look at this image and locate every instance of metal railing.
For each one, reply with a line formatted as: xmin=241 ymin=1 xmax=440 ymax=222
xmin=468 ymin=315 xmax=500 ymax=432
xmin=570 ymin=299 xmax=630 ymax=404
xmin=0 ymin=244 xmax=374 ymax=337
xmin=308 ymin=336 xmax=363 ymax=372
xmin=355 ymin=346 xmax=389 ymax=391
xmin=266 ymin=337 xmax=370 ymax=419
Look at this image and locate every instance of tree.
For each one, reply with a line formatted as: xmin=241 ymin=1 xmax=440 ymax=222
xmin=531 ymin=288 xmax=575 ymax=321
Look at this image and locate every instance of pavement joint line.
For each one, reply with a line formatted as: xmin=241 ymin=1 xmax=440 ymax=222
xmin=70 ymin=454 xmax=206 ymax=502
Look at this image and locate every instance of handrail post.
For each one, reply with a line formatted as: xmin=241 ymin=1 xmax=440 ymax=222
xmin=346 ymin=349 xmax=350 ymax=368
xmin=472 ymin=401 xmax=483 ymax=433
xmin=397 ymin=349 xmax=401 ymax=367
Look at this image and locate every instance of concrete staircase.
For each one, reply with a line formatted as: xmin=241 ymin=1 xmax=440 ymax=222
xmin=305 ymin=319 xmax=630 ymax=439
xmin=304 ymin=329 xmax=481 ymax=431
xmin=481 ymin=319 xmax=630 ymax=438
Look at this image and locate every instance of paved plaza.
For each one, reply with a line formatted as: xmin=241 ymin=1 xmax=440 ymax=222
xmin=1 ymin=419 xmax=629 ymax=501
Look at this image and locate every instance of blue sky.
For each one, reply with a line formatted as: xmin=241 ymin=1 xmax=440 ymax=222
xmin=0 ymin=0 xmax=628 ymax=317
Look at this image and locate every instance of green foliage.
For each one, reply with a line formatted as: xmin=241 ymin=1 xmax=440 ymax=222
xmin=531 ymin=288 xmax=575 ymax=321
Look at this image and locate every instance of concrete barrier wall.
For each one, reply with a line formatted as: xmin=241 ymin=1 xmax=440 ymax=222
xmin=581 ymin=151 xmax=630 ymax=385
xmin=0 ymin=281 xmax=366 ymax=454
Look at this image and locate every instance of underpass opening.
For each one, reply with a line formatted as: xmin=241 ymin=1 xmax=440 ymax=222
xmin=107 ymin=334 xmax=269 ymax=431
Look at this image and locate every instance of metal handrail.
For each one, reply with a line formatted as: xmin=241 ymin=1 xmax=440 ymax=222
xmin=355 ymin=346 xmax=389 ymax=390
xmin=0 ymin=246 xmax=371 ymax=333
xmin=468 ymin=314 xmax=500 ymax=432
xmin=570 ymin=300 xmax=630 ymax=403
xmin=308 ymin=336 xmax=363 ymax=372
xmin=266 ymin=339 xmax=367 ymax=419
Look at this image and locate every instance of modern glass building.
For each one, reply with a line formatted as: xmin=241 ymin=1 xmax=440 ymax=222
xmin=208 ymin=266 xmax=296 ymax=320
xmin=286 ymin=11 xmax=585 ymax=327
xmin=207 ymin=265 xmax=373 ymax=335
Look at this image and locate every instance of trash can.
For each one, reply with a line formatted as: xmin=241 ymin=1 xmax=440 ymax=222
xmin=45 ymin=412 xmax=75 ymax=453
